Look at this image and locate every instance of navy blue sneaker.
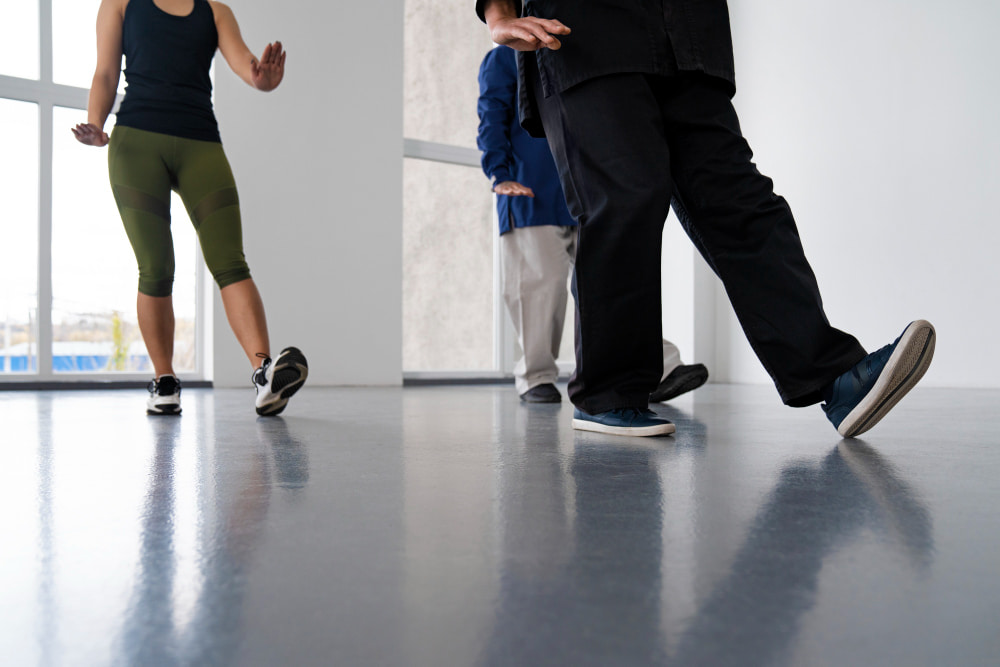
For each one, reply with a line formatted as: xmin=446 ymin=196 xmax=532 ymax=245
xmin=572 ymin=407 xmax=676 ymax=437
xmin=823 ymin=320 xmax=935 ymax=438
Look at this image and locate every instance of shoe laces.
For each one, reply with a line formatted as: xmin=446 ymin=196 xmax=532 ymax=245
xmin=611 ymin=407 xmax=653 ymax=419
xmin=252 ymin=353 xmax=272 ymax=387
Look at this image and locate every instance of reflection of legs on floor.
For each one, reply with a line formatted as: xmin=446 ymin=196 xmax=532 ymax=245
xmin=672 ymin=445 xmax=931 ymax=665
xmin=257 ymin=417 xmax=310 ymax=491
xmin=838 ymin=440 xmax=933 ymax=568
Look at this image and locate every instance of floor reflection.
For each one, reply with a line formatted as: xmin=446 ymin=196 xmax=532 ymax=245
xmin=482 ymin=402 xmax=933 ymax=666
xmin=6 ymin=384 xmax=982 ymax=666
xmin=117 ymin=416 xmax=309 ymax=664
xmin=483 ymin=405 xmax=671 ymax=665
xmin=672 ymin=441 xmax=933 ymax=666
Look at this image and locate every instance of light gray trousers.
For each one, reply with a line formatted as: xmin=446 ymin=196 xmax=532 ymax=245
xmin=501 ymin=225 xmax=682 ymax=395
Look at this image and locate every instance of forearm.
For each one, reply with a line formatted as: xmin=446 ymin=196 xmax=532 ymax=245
xmin=87 ymin=71 xmax=120 ymax=128
xmin=483 ymin=0 xmax=519 ymax=28
xmin=228 ymin=47 xmax=257 ymax=88
xmin=481 ymin=150 xmax=513 ymax=184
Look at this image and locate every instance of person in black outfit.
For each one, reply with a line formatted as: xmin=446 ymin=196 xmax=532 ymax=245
xmin=476 ymin=0 xmax=935 ymax=437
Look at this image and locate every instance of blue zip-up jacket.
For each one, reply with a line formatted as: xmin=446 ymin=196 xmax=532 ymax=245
xmin=477 ymin=46 xmax=577 ymax=235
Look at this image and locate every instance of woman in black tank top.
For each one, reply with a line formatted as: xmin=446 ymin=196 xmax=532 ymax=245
xmin=71 ymin=0 xmax=309 ymax=417
xmin=75 ymin=0 xmax=286 ymax=145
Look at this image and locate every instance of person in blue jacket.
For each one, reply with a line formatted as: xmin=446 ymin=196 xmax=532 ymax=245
xmin=477 ymin=45 xmax=708 ymax=404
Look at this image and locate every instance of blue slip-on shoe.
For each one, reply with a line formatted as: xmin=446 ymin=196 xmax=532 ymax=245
xmin=822 ymin=320 xmax=935 ymax=438
xmin=572 ymin=407 xmax=676 ymax=437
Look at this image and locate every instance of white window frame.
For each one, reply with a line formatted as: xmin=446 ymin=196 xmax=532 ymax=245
xmin=401 ymin=138 xmax=578 ymax=383
xmin=0 ymin=0 xmax=208 ymax=385
xmin=401 ymin=138 xmax=526 ymax=382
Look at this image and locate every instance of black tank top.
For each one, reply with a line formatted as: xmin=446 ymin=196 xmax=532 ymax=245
xmin=115 ymin=0 xmax=221 ymax=143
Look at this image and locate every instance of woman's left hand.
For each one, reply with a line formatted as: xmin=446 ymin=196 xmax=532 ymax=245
xmin=251 ymin=41 xmax=286 ymax=92
xmin=72 ymin=123 xmax=110 ymax=147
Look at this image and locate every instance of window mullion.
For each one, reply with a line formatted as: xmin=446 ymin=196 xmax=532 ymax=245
xmin=34 ymin=0 xmax=54 ymax=378
xmin=40 ymin=0 xmax=53 ymax=84
xmin=37 ymin=98 xmax=54 ymax=379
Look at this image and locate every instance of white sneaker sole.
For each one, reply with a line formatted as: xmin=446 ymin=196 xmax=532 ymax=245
xmin=838 ymin=320 xmax=936 ymax=438
xmin=572 ymin=418 xmax=676 ymax=437
xmin=147 ymin=399 xmax=181 ymax=415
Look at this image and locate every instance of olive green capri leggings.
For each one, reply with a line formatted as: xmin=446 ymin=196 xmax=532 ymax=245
xmin=108 ymin=125 xmax=252 ymax=297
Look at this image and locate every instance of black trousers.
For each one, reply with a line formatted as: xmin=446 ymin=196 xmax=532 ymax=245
xmin=533 ymin=72 xmax=867 ymax=413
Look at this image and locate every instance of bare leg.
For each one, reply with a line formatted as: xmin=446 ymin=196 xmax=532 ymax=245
xmin=137 ymin=292 xmax=176 ymax=378
xmin=220 ymin=278 xmax=271 ymax=368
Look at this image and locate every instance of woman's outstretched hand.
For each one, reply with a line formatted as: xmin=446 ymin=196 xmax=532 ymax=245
xmin=72 ymin=123 xmax=110 ymax=147
xmin=251 ymin=41 xmax=286 ymax=91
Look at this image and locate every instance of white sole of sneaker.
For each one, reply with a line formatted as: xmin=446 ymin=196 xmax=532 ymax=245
xmin=147 ymin=402 xmax=181 ymax=416
xmin=838 ymin=320 xmax=936 ymax=438
xmin=572 ymin=418 xmax=676 ymax=437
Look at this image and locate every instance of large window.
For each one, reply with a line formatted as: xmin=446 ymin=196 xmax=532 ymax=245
xmin=0 ymin=1 xmax=204 ymax=382
xmin=403 ymin=0 xmax=574 ymax=378
xmin=0 ymin=99 xmax=40 ymax=373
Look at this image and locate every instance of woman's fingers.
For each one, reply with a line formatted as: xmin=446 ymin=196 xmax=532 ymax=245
xmin=70 ymin=123 xmax=108 ymax=146
xmin=261 ymin=41 xmax=283 ymax=66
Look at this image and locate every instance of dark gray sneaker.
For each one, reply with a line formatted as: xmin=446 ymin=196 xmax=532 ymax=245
xmin=822 ymin=320 xmax=935 ymax=438
xmin=520 ymin=383 xmax=562 ymax=403
xmin=650 ymin=363 xmax=709 ymax=403
xmin=253 ymin=347 xmax=309 ymax=416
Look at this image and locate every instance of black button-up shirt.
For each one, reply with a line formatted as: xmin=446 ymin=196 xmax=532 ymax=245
xmin=475 ymin=0 xmax=736 ymax=135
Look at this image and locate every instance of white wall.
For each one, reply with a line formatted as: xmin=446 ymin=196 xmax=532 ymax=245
xmin=708 ymin=0 xmax=1000 ymax=389
xmin=211 ymin=0 xmax=403 ymax=386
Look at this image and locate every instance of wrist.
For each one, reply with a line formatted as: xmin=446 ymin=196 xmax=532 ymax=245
xmin=483 ymin=0 xmax=518 ymax=29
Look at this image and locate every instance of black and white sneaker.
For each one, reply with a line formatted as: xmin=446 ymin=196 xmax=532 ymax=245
xmin=147 ymin=375 xmax=182 ymax=415
xmin=252 ymin=347 xmax=308 ymax=416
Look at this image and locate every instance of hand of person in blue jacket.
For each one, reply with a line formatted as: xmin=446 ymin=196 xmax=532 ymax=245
xmin=493 ymin=180 xmax=535 ymax=197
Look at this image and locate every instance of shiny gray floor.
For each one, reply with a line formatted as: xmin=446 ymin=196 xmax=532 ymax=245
xmin=2 ymin=384 xmax=998 ymax=666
